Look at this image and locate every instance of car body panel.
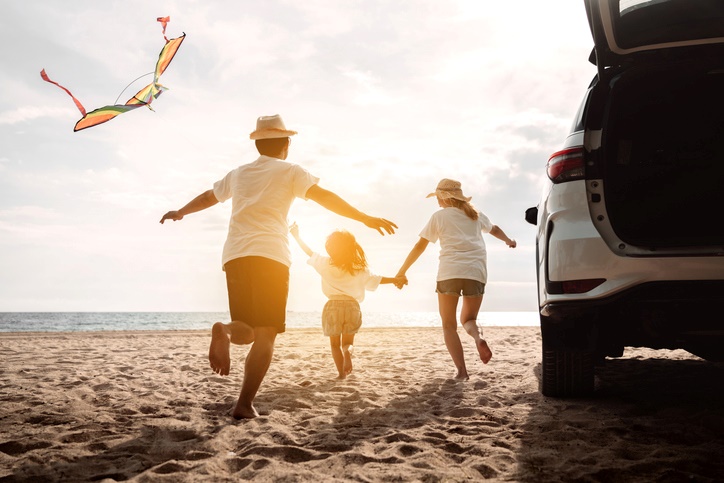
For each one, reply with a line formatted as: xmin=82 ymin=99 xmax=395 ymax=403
xmin=531 ymin=0 xmax=724 ymax=397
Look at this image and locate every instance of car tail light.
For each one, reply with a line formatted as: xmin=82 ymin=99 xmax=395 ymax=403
xmin=547 ymin=147 xmax=584 ymax=183
xmin=561 ymin=279 xmax=606 ymax=294
xmin=547 ymin=278 xmax=606 ymax=294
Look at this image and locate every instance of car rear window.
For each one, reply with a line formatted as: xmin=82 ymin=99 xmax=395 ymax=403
xmin=614 ymin=0 xmax=724 ymax=49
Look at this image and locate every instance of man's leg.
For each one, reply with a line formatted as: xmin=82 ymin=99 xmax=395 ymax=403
xmin=233 ymin=326 xmax=277 ymax=419
xmin=209 ymin=320 xmax=255 ymax=376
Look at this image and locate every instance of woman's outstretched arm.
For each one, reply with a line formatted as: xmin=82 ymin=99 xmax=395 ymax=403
xmin=396 ymin=237 xmax=430 ymax=279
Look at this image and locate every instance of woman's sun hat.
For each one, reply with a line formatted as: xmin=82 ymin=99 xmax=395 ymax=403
xmin=426 ymin=178 xmax=472 ymax=202
xmin=249 ymin=114 xmax=298 ymax=140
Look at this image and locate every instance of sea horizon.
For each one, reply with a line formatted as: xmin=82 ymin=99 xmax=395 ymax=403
xmin=0 ymin=311 xmax=539 ymax=333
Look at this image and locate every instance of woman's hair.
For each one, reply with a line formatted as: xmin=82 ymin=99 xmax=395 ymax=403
xmin=325 ymin=230 xmax=367 ymax=275
xmin=255 ymin=137 xmax=289 ymax=157
xmin=446 ymin=198 xmax=479 ymax=220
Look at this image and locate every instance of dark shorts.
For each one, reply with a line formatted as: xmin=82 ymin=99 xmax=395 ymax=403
xmin=436 ymin=278 xmax=485 ymax=297
xmin=225 ymin=256 xmax=289 ymax=333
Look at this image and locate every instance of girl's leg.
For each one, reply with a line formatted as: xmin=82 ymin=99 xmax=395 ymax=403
xmin=460 ymin=296 xmax=492 ymax=364
xmin=438 ymin=293 xmax=468 ymax=380
xmin=341 ymin=333 xmax=355 ymax=376
xmin=329 ymin=335 xmax=345 ymax=379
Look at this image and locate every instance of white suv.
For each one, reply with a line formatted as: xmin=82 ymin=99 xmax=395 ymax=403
xmin=526 ymin=0 xmax=724 ymax=397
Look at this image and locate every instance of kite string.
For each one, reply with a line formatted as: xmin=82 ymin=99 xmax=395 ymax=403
xmin=114 ymin=72 xmax=154 ymax=105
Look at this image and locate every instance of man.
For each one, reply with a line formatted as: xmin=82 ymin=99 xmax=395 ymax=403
xmin=160 ymin=114 xmax=396 ymax=419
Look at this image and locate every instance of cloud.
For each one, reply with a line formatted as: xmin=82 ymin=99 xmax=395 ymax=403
xmin=0 ymin=106 xmax=76 ymax=125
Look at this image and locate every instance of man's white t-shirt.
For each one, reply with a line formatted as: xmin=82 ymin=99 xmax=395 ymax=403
xmin=308 ymin=253 xmax=382 ymax=302
xmin=212 ymin=155 xmax=319 ymax=269
xmin=419 ymin=207 xmax=493 ymax=283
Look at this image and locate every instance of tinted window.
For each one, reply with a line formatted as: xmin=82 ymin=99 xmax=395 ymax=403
xmin=613 ymin=0 xmax=724 ymax=48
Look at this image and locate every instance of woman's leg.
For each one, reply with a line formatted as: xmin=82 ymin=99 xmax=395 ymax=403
xmin=460 ymin=296 xmax=492 ymax=364
xmin=438 ymin=293 xmax=468 ymax=379
xmin=341 ymin=333 xmax=355 ymax=376
xmin=329 ymin=335 xmax=345 ymax=379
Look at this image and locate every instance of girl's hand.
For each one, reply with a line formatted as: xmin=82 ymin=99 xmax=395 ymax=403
xmin=393 ymin=275 xmax=408 ymax=289
xmin=507 ymin=239 xmax=517 ymax=248
xmin=289 ymin=221 xmax=299 ymax=236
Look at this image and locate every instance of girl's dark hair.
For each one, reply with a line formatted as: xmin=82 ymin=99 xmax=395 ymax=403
xmin=325 ymin=230 xmax=367 ymax=275
xmin=255 ymin=137 xmax=289 ymax=157
xmin=448 ymin=198 xmax=479 ymax=220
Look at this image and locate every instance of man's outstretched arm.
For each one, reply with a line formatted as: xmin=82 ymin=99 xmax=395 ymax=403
xmin=160 ymin=189 xmax=219 ymax=224
xmin=305 ymin=184 xmax=397 ymax=235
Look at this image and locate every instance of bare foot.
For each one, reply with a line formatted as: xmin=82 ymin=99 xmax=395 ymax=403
xmin=209 ymin=322 xmax=231 ymax=376
xmin=342 ymin=346 xmax=353 ymax=375
xmin=454 ymin=371 xmax=470 ymax=380
xmin=477 ymin=339 xmax=493 ymax=364
xmin=232 ymin=402 xmax=259 ymax=419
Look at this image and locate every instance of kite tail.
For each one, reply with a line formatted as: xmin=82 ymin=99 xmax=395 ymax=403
xmin=157 ymin=16 xmax=170 ymax=43
xmin=40 ymin=69 xmax=87 ymax=117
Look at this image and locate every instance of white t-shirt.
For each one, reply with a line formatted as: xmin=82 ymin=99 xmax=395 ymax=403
xmin=213 ymin=155 xmax=319 ymax=269
xmin=419 ymin=207 xmax=493 ymax=283
xmin=308 ymin=253 xmax=382 ymax=302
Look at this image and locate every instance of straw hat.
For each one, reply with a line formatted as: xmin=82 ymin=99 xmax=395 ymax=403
xmin=249 ymin=114 xmax=298 ymax=140
xmin=426 ymin=178 xmax=472 ymax=202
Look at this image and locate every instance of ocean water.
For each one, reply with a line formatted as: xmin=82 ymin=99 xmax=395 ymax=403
xmin=0 ymin=311 xmax=538 ymax=333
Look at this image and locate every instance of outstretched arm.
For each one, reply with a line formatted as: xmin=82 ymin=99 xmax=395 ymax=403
xmin=305 ymin=184 xmax=397 ymax=235
xmin=289 ymin=222 xmax=314 ymax=257
xmin=160 ymin=189 xmax=218 ymax=224
xmin=396 ymin=237 xmax=430 ymax=279
xmin=490 ymin=225 xmax=517 ymax=248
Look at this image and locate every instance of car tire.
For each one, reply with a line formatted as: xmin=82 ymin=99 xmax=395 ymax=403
xmin=541 ymin=345 xmax=594 ymax=397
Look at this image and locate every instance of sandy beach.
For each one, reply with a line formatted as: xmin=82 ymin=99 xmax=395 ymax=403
xmin=1 ymin=325 xmax=723 ymax=482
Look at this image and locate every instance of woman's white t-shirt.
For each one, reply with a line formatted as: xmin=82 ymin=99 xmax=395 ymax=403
xmin=308 ymin=253 xmax=382 ymax=302
xmin=213 ymin=155 xmax=319 ymax=269
xmin=419 ymin=207 xmax=493 ymax=283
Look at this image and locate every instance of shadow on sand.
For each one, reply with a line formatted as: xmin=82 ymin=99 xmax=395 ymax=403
xmin=514 ymin=355 xmax=724 ymax=482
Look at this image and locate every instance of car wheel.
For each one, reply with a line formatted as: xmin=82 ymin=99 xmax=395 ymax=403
xmin=540 ymin=316 xmax=595 ymax=397
xmin=541 ymin=346 xmax=594 ymax=397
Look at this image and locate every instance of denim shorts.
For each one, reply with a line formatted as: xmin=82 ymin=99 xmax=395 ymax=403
xmin=321 ymin=297 xmax=362 ymax=336
xmin=436 ymin=278 xmax=486 ymax=297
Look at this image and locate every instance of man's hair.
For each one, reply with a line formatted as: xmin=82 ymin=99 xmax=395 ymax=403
xmin=255 ymin=137 xmax=289 ymax=157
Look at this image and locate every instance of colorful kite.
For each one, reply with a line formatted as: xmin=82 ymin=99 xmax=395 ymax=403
xmin=41 ymin=17 xmax=185 ymax=132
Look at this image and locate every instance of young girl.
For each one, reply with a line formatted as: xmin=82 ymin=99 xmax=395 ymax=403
xmin=396 ymin=178 xmax=517 ymax=380
xmin=290 ymin=222 xmax=404 ymax=379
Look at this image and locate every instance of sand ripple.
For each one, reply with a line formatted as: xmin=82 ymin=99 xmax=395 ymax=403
xmin=1 ymin=327 xmax=723 ymax=481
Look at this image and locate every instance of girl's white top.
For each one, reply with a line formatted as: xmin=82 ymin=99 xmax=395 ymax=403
xmin=419 ymin=207 xmax=493 ymax=283
xmin=308 ymin=253 xmax=382 ymax=302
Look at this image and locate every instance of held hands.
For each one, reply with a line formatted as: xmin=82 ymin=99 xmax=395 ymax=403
xmin=159 ymin=211 xmax=183 ymax=224
xmin=393 ymin=274 xmax=408 ymax=290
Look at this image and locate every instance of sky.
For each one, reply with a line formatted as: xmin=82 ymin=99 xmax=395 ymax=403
xmin=0 ymin=0 xmax=596 ymax=314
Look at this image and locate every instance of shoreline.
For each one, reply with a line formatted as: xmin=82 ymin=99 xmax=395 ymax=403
xmin=0 ymin=325 xmax=534 ymax=337
xmin=2 ymin=326 xmax=723 ymax=481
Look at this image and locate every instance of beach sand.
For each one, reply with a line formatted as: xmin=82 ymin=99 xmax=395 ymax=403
xmin=1 ymin=325 xmax=723 ymax=482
